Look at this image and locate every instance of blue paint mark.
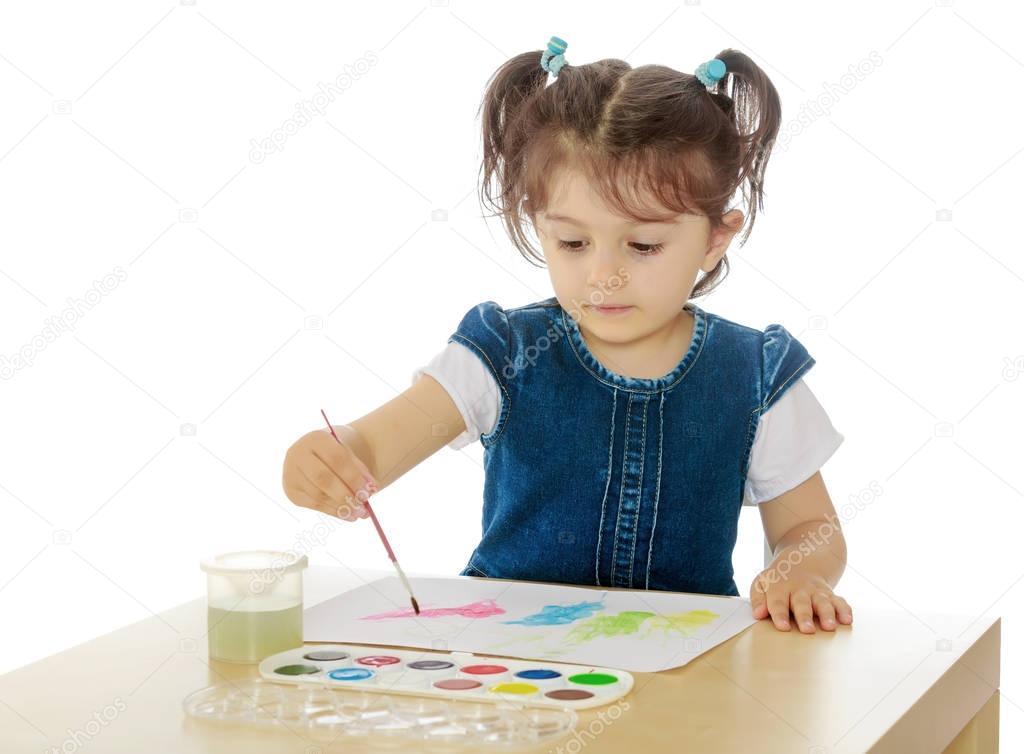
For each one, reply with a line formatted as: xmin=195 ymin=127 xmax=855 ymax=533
xmin=502 ymin=600 xmax=605 ymax=626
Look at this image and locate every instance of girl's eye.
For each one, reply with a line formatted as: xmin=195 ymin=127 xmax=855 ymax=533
xmin=556 ymin=240 xmax=665 ymax=256
xmin=558 ymin=240 xmax=586 ymax=252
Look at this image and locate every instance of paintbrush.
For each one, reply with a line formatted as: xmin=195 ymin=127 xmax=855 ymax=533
xmin=320 ymin=409 xmax=421 ymax=615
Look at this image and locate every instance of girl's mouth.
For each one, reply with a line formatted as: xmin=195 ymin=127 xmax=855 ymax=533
xmin=589 ymin=304 xmax=634 ymax=315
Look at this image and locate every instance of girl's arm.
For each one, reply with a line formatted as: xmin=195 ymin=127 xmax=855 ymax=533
xmin=339 ymin=373 xmax=468 ymax=491
xmin=282 ymin=374 xmax=466 ymax=518
xmin=749 ymin=471 xmax=854 ymax=633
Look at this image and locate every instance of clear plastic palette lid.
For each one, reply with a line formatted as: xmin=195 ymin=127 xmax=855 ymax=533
xmin=183 ymin=678 xmax=578 ymax=749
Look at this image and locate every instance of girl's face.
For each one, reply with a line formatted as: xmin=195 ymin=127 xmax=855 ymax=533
xmin=534 ymin=167 xmax=743 ymax=346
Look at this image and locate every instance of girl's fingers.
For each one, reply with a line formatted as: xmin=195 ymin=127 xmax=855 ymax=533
xmin=831 ymin=594 xmax=854 ymax=624
xmin=299 ymin=453 xmax=372 ymax=519
xmin=296 ymin=467 xmax=366 ymax=520
xmin=284 ymin=467 xmax=338 ymax=517
xmin=749 ymin=574 xmax=769 ymax=619
xmin=309 ymin=449 xmax=373 ymax=511
xmin=321 ymin=426 xmax=380 ymax=492
xmin=282 ymin=430 xmax=375 ymax=521
xmin=290 ymin=479 xmax=355 ymax=519
xmin=812 ymin=592 xmax=838 ymax=631
xmin=790 ymin=591 xmax=816 ymax=633
xmin=766 ymin=590 xmax=792 ymax=631
xmin=751 ymin=574 xmax=854 ymax=634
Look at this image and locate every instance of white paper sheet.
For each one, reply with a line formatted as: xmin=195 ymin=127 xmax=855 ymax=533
xmin=304 ymin=576 xmax=757 ymax=673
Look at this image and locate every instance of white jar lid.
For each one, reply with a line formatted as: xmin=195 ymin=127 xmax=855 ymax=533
xmin=200 ymin=549 xmax=308 ymax=575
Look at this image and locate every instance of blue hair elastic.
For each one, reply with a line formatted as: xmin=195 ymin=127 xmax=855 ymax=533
xmin=695 ymin=58 xmax=727 ymax=87
xmin=540 ymin=36 xmax=568 ymax=77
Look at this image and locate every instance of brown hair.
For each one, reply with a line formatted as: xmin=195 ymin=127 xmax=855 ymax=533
xmin=477 ymin=47 xmax=781 ymax=298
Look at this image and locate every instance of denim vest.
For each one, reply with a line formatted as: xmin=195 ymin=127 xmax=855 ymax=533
xmin=450 ymin=296 xmax=815 ymax=597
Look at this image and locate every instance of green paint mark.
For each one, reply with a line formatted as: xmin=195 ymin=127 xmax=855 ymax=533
xmin=565 ymin=611 xmax=655 ymax=642
xmin=568 ymin=672 xmax=619 ymax=686
xmin=646 ymin=609 xmax=719 ymax=635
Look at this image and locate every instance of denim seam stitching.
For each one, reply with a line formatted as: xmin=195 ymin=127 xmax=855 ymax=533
xmin=505 ymin=300 xmax=560 ymax=314
xmin=610 ymin=392 xmax=634 ymax=586
xmin=761 ymin=356 xmax=813 ymax=411
xmin=594 ymin=388 xmax=617 ymax=587
xmin=646 ymin=392 xmax=665 ymax=589
xmin=627 ymin=394 xmax=649 ymax=588
xmin=560 ymin=307 xmax=708 ymax=394
xmin=741 ymin=405 xmax=762 ymax=494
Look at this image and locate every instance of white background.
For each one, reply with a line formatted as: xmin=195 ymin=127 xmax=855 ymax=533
xmin=1 ymin=0 xmax=1021 ymax=749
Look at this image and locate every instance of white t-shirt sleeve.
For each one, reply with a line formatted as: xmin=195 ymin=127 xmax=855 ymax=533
xmin=743 ymin=377 xmax=845 ymax=505
xmin=410 ymin=341 xmax=501 ymax=450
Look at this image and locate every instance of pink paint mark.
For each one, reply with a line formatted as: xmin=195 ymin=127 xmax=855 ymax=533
xmin=360 ymin=598 xmax=506 ymax=621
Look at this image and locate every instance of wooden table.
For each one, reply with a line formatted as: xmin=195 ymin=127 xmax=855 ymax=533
xmin=0 ymin=566 xmax=1000 ymax=753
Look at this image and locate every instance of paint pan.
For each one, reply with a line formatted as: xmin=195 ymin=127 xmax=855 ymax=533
xmin=258 ymin=643 xmax=633 ymax=710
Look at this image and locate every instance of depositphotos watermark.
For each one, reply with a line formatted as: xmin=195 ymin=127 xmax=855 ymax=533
xmin=246 ymin=485 xmax=373 ymax=594
xmin=2 ymin=267 xmax=128 ymax=380
xmin=44 ymin=697 xmax=126 ymax=754
xmin=547 ymin=698 xmax=631 ymax=754
xmin=501 ymin=271 xmax=631 ymax=380
xmin=249 ymin=52 xmax=379 ymax=164
xmin=775 ymin=50 xmax=883 ymax=152
xmin=756 ymin=482 xmax=881 ymax=587
xmin=1002 ymin=354 xmax=1024 ymax=381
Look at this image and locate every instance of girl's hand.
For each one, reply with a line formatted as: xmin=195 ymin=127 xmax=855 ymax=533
xmin=282 ymin=427 xmax=377 ymax=522
xmin=749 ymin=566 xmax=853 ymax=633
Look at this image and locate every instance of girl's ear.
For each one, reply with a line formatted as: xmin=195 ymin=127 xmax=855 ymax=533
xmin=702 ymin=209 xmax=745 ymax=271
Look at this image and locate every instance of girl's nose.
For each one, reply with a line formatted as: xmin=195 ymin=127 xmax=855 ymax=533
xmin=586 ymin=246 xmax=624 ymax=288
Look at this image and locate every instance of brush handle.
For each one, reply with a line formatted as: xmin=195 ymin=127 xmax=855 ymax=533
xmin=361 ymin=500 xmax=397 ymax=562
xmin=319 ymin=410 xmax=381 ymax=528
xmin=319 ymin=410 xmax=411 ymax=589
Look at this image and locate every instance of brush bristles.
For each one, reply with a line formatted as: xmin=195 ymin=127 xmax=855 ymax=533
xmin=411 ymin=597 xmax=420 ymax=615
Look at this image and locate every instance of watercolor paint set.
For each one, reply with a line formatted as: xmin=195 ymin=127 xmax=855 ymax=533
xmin=258 ymin=643 xmax=635 ymax=710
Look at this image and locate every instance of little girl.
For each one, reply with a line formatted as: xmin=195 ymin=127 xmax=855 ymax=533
xmin=283 ymin=40 xmax=853 ymax=635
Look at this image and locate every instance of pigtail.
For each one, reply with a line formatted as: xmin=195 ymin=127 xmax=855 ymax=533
xmin=704 ymin=49 xmax=782 ymax=247
xmin=478 ymin=51 xmax=553 ymax=262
